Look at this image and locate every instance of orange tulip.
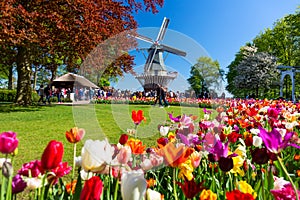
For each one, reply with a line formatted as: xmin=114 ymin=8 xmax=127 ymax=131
xmin=65 ymin=127 xmax=85 ymax=143
xmin=126 ymin=138 xmax=146 ymax=154
xmin=159 ymin=142 xmax=194 ymax=167
xmin=66 ymin=180 xmax=77 ymax=194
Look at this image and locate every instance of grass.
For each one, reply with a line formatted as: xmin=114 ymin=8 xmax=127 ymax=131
xmin=0 ymin=103 xmax=204 ymax=175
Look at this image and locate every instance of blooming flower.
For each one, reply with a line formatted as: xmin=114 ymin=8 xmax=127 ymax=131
xmin=81 ymin=139 xmax=114 ymax=173
xmin=177 ymin=178 xmax=205 ymax=199
xmin=121 ymin=170 xmax=147 ymax=200
xmin=237 ymin=181 xmax=257 ymax=199
xmin=226 ymin=189 xmax=255 ymax=200
xmin=116 ymin=145 xmax=132 ymax=165
xmin=66 ymin=180 xmax=77 ymax=195
xmin=252 ymin=136 xmax=262 ymax=147
xmin=0 ymin=131 xmax=19 ymax=154
xmin=159 ymin=142 xmax=194 ymax=167
xmin=159 ymin=126 xmax=169 ymax=137
xmin=48 ymin=161 xmax=71 ymax=185
xmin=24 ymin=177 xmax=43 ymax=190
xmin=126 ymin=138 xmax=146 ymax=154
xmin=132 ymin=110 xmax=146 ymax=125
xmin=271 ymin=177 xmax=300 ymax=200
xmin=200 ymin=189 xmax=217 ymax=200
xmin=41 ymin=140 xmax=64 ymax=170
xmin=168 ymin=113 xmax=181 ymax=122
xmin=146 ymin=188 xmax=163 ymax=200
xmin=258 ymin=127 xmax=300 ymax=154
xmin=12 ymin=174 xmax=27 ymax=194
xmin=65 ymin=127 xmax=85 ymax=143
xmin=119 ymin=134 xmax=129 ymax=145
xmin=178 ymin=159 xmax=194 ymax=181
xmin=18 ymin=160 xmax=43 ymax=177
xmin=80 ymin=176 xmax=103 ymax=200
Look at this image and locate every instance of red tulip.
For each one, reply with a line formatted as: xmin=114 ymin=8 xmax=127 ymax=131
xmin=0 ymin=131 xmax=19 ymax=154
xmin=80 ymin=176 xmax=103 ymax=200
xmin=177 ymin=178 xmax=205 ymax=199
xmin=131 ymin=110 xmax=145 ymax=125
xmin=41 ymin=140 xmax=64 ymax=170
xmin=119 ymin=134 xmax=129 ymax=145
xmin=226 ymin=190 xmax=255 ymax=200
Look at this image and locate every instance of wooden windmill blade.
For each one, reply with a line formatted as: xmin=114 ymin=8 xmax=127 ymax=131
xmin=156 ymin=17 xmax=170 ymax=42
xmin=160 ymin=44 xmax=187 ymax=57
xmin=145 ymin=46 xmax=158 ymax=72
xmin=133 ymin=34 xmax=153 ymax=44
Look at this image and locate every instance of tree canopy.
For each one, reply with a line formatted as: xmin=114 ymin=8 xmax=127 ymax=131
xmin=0 ymin=0 xmax=164 ymax=105
xmin=188 ymin=56 xmax=223 ymax=97
xmin=226 ymin=8 xmax=299 ymax=98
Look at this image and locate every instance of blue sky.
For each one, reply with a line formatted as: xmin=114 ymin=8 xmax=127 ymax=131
xmin=113 ymin=0 xmax=299 ymax=94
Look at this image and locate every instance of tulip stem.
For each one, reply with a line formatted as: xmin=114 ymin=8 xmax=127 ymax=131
xmin=277 ymin=156 xmax=299 ymax=200
xmin=173 ymin=168 xmax=178 ymax=200
xmin=261 ymin=170 xmax=265 ymax=200
xmin=70 ymin=143 xmax=77 ymax=200
xmin=113 ymin=178 xmax=119 ymax=200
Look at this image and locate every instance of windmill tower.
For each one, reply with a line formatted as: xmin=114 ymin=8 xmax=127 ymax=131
xmin=133 ymin=17 xmax=187 ymax=90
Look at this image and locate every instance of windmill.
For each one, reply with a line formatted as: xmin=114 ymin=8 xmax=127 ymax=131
xmin=132 ymin=17 xmax=187 ymax=91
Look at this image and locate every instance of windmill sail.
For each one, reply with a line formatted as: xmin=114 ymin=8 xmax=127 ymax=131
xmin=132 ymin=17 xmax=187 ymax=90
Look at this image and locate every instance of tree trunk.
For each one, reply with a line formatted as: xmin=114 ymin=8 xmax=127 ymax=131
xmin=8 ymin=66 xmax=13 ymax=90
xmin=15 ymin=46 xmax=32 ymax=106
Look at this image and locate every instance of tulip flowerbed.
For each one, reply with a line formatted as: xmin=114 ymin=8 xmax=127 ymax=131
xmin=1 ymin=99 xmax=300 ymax=200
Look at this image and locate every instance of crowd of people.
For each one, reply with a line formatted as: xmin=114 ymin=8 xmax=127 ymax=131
xmin=36 ymin=83 xmax=218 ymax=105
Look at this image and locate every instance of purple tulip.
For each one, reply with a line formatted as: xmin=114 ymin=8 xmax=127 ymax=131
xmin=168 ymin=113 xmax=181 ymax=122
xmin=12 ymin=174 xmax=27 ymax=194
xmin=0 ymin=131 xmax=19 ymax=154
xmin=258 ymin=127 xmax=300 ymax=154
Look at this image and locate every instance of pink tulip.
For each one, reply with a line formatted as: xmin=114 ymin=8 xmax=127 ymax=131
xmin=0 ymin=131 xmax=18 ymax=154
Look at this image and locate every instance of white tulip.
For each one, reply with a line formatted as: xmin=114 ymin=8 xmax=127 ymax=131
xmin=252 ymin=136 xmax=262 ymax=147
xmin=81 ymin=139 xmax=115 ymax=173
xmin=159 ymin=126 xmax=169 ymax=136
xmin=121 ymin=170 xmax=147 ymax=200
xmin=146 ymin=188 xmax=162 ymax=200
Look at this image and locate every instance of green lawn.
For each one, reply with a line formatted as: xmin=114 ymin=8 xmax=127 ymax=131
xmin=0 ymin=103 xmax=204 ymax=173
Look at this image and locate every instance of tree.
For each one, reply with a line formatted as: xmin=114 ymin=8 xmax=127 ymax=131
xmin=233 ymin=46 xmax=278 ymax=98
xmin=188 ymin=57 xmax=223 ymax=97
xmin=0 ymin=0 xmax=164 ymax=105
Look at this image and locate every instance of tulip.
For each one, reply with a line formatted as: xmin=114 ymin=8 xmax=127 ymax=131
xmin=80 ymin=176 xmax=103 ymax=200
xmin=258 ymin=127 xmax=300 ymax=154
xmin=119 ymin=134 xmax=129 ymax=145
xmin=12 ymin=174 xmax=27 ymax=194
xmin=159 ymin=126 xmax=169 ymax=137
xmin=41 ymin=140 xmax=64 ymax=170
xmin=177 ymin=178 xmax=205 ymax=199
xmin=252 ymin=135 xmax=262 ymax=147
xmin=226 ymin=190 xmax=255 ymax=200
xmin=18 ymin=160 xmax=43 ymax=177
xmin=65 ymin=127 xmax=85 ymax=143
xmin=146 ymin=188 xmax=163 ymax=200
xmin=140 ymin=158 xmax=153 ymax=171
xmin=117 ymin=146 xmax=132 ymax=165
xmin=0 ymin=131 xmax=19 ymax=154
xmin=132 ymin=110 xmax=146 ymax=125
xmin=200 ymin=189 xmax=217 ymax=200
xmin=81 ymin=139 xmax=114 ymax=173
xmin=121 ymin=170 xmax=147 ymax=200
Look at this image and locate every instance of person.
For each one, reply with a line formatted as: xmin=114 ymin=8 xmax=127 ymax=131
xmin=154 ymin=84 xmax=169 ymax=108
xmin=160 ymin=86 xmax=170 ymax=108
xmin=44 ymin=85 xmax=51 ymax=105
xmin=56 ymin=87 xmax=62 ymax=103
xmin=38 ymin=84 xmax=45 ymax=104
